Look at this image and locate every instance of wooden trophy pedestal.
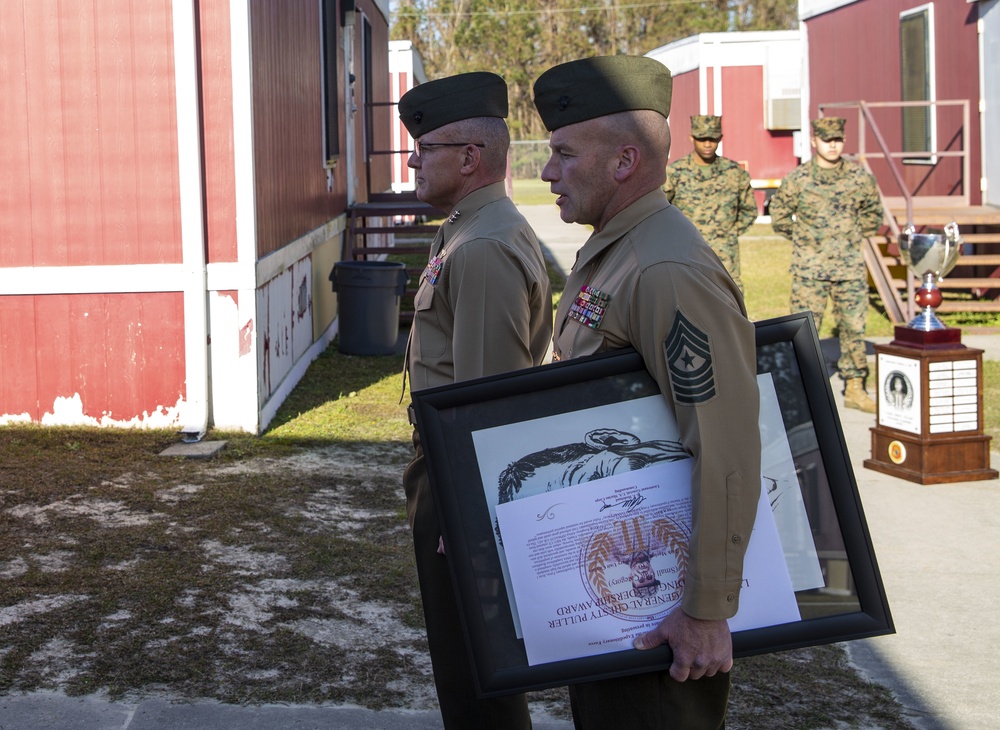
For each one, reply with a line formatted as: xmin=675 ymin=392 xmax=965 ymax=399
xmin=864 ymin=327 xmax=998 ymax=485
xmin=866 ymin=429 xmax=995 ymax=484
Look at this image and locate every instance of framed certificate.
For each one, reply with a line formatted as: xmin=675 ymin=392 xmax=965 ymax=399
xmin=410 ymin=313 xmax=893 ymax=697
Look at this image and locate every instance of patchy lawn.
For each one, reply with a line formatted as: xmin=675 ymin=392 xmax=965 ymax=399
xmin=1 ymin=231 xmax=934 ymax=727
xmin=0 ymin=345 xmax=916 ymax=728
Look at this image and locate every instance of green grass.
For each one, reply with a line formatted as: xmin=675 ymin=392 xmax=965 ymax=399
xmin=264 ymin=349 xmax=411 ymax=446
xmin=511 ymin=177 xmax=558 ymax=206
xmin=986 ymin=361 xmax=1000 ymax=439
xmin=0 ymin=332 xmax=987 ymax=727
xmin=741 ymin=228 xmax=895 ymax=337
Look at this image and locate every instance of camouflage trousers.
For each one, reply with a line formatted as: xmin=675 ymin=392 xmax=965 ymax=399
xmin=707 ymin=238 xmax=743 ymax=294
xmin=791 ymin=276 xmax=869 ymax=380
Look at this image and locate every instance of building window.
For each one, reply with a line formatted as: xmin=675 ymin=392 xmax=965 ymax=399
xmin=900 ymin=4 xmax=936 ymax=164
xmin=321 ymin=0 xmax=340 ymax=166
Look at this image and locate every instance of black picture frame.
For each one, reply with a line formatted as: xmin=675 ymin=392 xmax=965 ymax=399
xmin=410 ymin=313 xmax=894 ymax=697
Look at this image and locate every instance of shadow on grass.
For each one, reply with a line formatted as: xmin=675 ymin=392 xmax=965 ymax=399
xmin=257 ymin=334 xmax=410 ymax=447
xmin=258 ymin=254 xmax=567 ymax=451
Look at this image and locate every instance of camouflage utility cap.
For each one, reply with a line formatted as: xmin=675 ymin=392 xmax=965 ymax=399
xmin=398 ymin=72 xmax=508 ymax=137
xmin=533 ymin=56 xmax=672 ymax=131
xmin=690 ymin=115 xmax=722 ymax=140
xmin=811 ymin=117 xmax=846 ymax=141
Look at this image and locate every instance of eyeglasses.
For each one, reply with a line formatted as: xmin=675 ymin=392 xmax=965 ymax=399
xmin=414 ymin=140 xmax=486 ymax=158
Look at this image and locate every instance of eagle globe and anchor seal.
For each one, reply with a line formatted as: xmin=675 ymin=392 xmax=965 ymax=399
xmin=578 ymin=512 xmax=690 ymax=624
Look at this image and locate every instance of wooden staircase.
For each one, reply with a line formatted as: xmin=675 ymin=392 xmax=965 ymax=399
xmin=344 ymin=191 xmax=442 ymax=322
xmin=345 ymin=191 xmax=439 ymax=259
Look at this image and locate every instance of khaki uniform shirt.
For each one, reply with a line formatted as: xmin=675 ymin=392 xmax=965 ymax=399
xmin=408 ymin=182 xmax=553 ymax=391
xmin=553 ymin=189 xmax=761 ymax=620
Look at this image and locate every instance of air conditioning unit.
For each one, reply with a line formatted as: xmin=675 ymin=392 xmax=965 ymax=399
xmin=766 ymin=97 xmax=800 ymax=131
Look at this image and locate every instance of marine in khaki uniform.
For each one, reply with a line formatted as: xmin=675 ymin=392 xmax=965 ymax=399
xmin=398 ymin=72 xmax=552 ymax=729
xmin=769 ymin=117 xmax=884 ymax=413
xmin=533 ymin=55 xmax=761 ymax=730
xmin=664 ymin=115 xmax=758 ymax=293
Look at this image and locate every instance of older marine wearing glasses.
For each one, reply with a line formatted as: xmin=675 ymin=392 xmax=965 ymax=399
xmin=397 ymin=72 xmax=552 ymax=730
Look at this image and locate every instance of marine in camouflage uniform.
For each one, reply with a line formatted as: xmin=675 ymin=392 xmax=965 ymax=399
xmin=769 ymin=117 xmax=884 ymax=412
xmin=664 ymin=115 xmax=758 ymax=293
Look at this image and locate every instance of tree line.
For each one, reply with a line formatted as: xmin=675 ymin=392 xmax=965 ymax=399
xmin=390 ymin=0 xmax=798 ymax=139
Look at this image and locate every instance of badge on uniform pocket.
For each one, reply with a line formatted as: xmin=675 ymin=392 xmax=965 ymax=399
xmin=568 ymin=285 xmax=611 ymax=330
xmin=424 ymin=255 xmax=444 ymax=286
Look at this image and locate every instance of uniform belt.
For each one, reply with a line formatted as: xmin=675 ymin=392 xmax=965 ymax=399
xmin=407 ymin=404 xmax=417 ymax=426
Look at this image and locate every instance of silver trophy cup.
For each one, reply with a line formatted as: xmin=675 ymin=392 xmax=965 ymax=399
xmin=898 ymin=222 xmax=962 ymax=330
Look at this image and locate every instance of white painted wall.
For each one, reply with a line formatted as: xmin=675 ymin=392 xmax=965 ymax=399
xmin=388 ymin=40 xmax=427 ymax=192
xmin=799 ymin=0 xmax=861 ymax=21
xmin=645 ymin=30 xmax=803 ymax=133
xmin=981 ymin=0 xmax=1000 ymax=206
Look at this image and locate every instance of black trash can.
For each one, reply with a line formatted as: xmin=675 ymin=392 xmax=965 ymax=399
xmin=330 ymin=260 xmax=410 ymax=355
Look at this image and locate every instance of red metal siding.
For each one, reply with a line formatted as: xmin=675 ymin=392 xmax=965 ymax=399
xmin=1 ymin=0 xmax=181 ymax=268
xmin=201 ymin=0 xmax=239 ymax=264
xmin=667 ymin=67 xmax=797 ymax=184
xmin=720 ymin=66 xmax=768 ymax=169
xmin=1 ymin=1 xmax=190 ymax=425
xmin=0 ymin=297 xmax=38 ymax=417
xmin=1 ymin=293 xmax=185 ymax=423
xmin=667 ymin=71 xmax=700 ymax=164
xmin=720 ymin=66 xmax=797 ymax=182
xmin=395 ymin=71 xmax=414 ymax=187
xmin=807 ymin=0 xmax=981 ymax=204
xmin=364 ymin=2 xmax=392 ymax=195
xmin=0 ymin=1 xmax=32 ymax=267
xmin=250 ymin=0 xmax=346 ymax=256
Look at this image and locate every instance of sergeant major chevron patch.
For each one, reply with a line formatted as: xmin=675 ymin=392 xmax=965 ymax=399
xmin=664 ymin=310 xmax=716 ymax=405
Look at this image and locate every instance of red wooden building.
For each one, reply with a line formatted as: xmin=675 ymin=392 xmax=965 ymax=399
xmin=799 ymin=0 xmax=1000 ymax=322
xmin=0 ymin=0 xmax=392 ymax=434
xmin=800 ymin=0 xmax=996 ymax=209
xmin=646 ymin=30 xmax=804 ymax=214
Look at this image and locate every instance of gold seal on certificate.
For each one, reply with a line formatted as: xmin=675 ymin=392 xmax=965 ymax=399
xmin=581 ymin=512 xmax=689 ymax=623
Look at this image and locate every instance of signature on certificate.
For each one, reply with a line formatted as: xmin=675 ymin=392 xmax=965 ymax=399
xmin=599 ymin=494 xmax=646 ymax=513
